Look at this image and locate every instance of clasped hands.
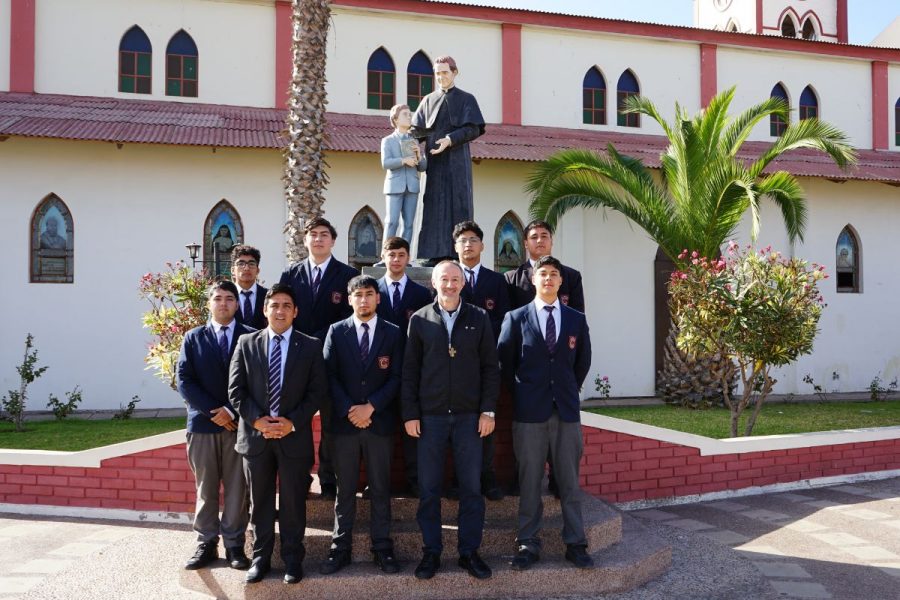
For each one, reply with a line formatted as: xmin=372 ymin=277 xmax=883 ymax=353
xmin=348 ymin=402 xmax=375 ymax=429
xmin=210 ymin=406 xmax=237 ymax=431
xmin=253 ymin=415 xmax=293 ymax=439
xmin=404 ymin=414 xmax=494 ymax=439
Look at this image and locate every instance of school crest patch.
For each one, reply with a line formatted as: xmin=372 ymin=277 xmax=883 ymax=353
xmin=331 ymin=291 xmax=342 ymax=304
xmin=378 ymin=356 xmax=390 ymax=369
xmin=485 ymin=298 xmax=495 ymax=310
xmin=560 ymin=294 xmax=570 ymax=306
xmin=568 ymin=335 xmax=577 ymax=350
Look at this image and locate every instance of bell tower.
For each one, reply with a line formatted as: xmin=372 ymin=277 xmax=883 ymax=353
xmin=693 ymin=0 xmax=848 ymax=43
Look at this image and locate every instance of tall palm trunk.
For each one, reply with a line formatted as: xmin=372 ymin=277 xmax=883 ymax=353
xmin=283 ymin=0 xmax=331 ymax=262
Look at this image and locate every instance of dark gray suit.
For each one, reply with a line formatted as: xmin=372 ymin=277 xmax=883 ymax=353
xmin=229 ymin=328 xmax=328 ymax=564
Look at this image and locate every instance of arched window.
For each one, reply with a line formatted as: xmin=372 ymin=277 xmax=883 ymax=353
xmin=895 ymin=98 xmax=899 ymax=146
xmin=119 ymin=26 xmax=152 ymax=94
xmin=31 ymin=194 xmax=74 ymax=283
xmin=582 ymin=67 xmax=606 ymax=125
xmin=348 ymin=206 xmax=383 ymax=270
xmin=616 ymin=70 xmax=640 ymax=128
xmin=367 ymin=47 xmax=395 ymax=110
xmin=166 ymin=30 xmax=198 ymax=97
xmin=801 ymin=18 xmax=818 ymax=40
xmin=781 ymin=15 xmax=797 ymax=38
xmin=204 ymin=200 xmax=243 ymax=278
xmin=799 ymin=85 xmax=818 ymax=120
xmin=770 ymin=83 xmax=789 ymax=137
xmin=494 ymin=211 xmax=525 ymax=273
xmin=836 ymin=226 xmax=860 ymax=293
xmin=407 ymin=51 xmax=433 ymax=111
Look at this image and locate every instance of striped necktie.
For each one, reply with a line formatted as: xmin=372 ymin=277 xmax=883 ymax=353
xmin=392 ymin=281 xmax=402 ymax=311
xmin=360 ymin=322 xmax=370 ymax=363
xmin=218 ymin=326 xmax=229 ymax=361
xmin=241 ymin=291 xmax=253 ymax=321
xmin=544 ymin=306 xmax=557 ymax=354
xmin=268 ymin=334 xmax=283 ymax=416
xmin=312 ymin=266 xmax=322 ymax=299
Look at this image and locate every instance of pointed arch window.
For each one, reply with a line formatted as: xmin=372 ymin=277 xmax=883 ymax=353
xmin=166 ymin=30 xmax=198 ymax=97
xmin=895 ymin=98 xmax=899 ymax=146
xmin=367 ymin=48 xmax=395 ymax=110
xmin=494 ymin=211 xmax=525 ymax=274
xmin=781 ymin=15 xmax=797 ymax=38
xmin=31 ymin=194 xmax=74 ymax=283
xmin=836 ymin=226 xmax=860 ymax=293
xmin=801 ymin=19 xmax=818 ymax=40
xmin=582 ymin=67 xmax=606 ymax=125
xmin=616 ymin=70 xmax=640 ymax=128
xmin=799 ymin=85 xmax=818 ymax=120
xmin=119 ymin=26 xmax=152 ymax=94
xmin=407 ymin=51 xmax=433 ymax=111
xmin=348 ymin=206 xmax=383 ymax=270
xmin=204 ymin=200 xmax=243 ymax=278
xmin=770 ymin=83 xmax=789 ymax=137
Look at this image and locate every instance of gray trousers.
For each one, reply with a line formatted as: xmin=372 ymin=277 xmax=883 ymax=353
xmin=512 ymin=413 xmax=586 ymax=554
xmin=186 ymin=430 xmax=249 ymax=547
xmin=331 ymin=429 xmax=394 ymax=552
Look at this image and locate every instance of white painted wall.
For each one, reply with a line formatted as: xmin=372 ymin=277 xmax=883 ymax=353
xmin=717 ymin=47 xmax=871 ymax=146
xmin=34 ymin=0 xmax=274 ymax=107
xmin=694 ymin=0 xmax=757 ymax=33
xmin=327 ymin=8 xmax=502 ymax=123
xmin=520 ymin=27 xmax=701 ymax=134
xmin=0 ymin=0 xmax=10 ymax=92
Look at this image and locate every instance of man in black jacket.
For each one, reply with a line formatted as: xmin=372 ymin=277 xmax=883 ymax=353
xmin=402 ymin=261 xmax=499 ymax=581
xmin=505 ymin=220 xmax=585 ymax=313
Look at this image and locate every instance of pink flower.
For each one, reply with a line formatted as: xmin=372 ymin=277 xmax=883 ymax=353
xmin=691 ymin=251 xmax=699 ymax=259
xmin=680 ymin=273 xmax=688 ymax=279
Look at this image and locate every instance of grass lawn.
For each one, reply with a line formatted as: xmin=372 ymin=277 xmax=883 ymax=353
xmin=0 ymin=417 xmax=184 ymax=451
xmin=587 ymin=400 xmax=900 ymax=439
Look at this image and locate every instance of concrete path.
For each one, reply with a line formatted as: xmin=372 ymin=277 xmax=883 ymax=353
xmin=0 ymin=477 xmax=896 ymax=599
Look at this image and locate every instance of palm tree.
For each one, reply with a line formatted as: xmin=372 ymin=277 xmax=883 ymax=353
xmin=527 ymin=86 xmax=856 ymax=264
xmin=283 ymin=0 xmax=332 ymax=262
xmin=526 ymin=87 xmax=856 ymax=407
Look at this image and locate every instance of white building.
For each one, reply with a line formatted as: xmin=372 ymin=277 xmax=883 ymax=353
xmin=1 ymin=0 xmax=899 ymax=409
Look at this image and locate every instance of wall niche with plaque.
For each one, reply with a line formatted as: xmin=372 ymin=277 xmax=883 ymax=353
xmin=31 ymin=194 xmax=74 ymax=283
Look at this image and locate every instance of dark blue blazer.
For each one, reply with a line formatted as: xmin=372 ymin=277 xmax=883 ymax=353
xmin=376 ymin=276 xmax=432 ymax=337
xmin=234 ymin=284 xmax=268 ymax=330
xmin=504 ymin=262 xmax=586 ymax=313
xmin=279 ymin=257 xmax=358 ymax=340
xmin=461 ymin=266 xmax=510 ymax=339
xmin=177 ymin=322 xmax=255 ymax=433
xmin=322 ymin=317 xmax=404 ymax=436
xmin=497 ymin=302 xmax=591 ymax=424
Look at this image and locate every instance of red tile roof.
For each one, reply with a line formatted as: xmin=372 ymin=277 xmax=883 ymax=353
xmin=1 ymin=92 xmax=898 ymax=184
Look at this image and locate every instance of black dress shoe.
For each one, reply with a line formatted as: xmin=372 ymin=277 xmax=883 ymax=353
xmin=458 ymin=551 xmax=492 ymax=579
xmin=444 ymin=486 xmax=459 ymax=500
xmin=320 ymin=483 xmax=337 ymax=500
xmin=483 ymin=485 xmax=505 ymax=501
xmin=225 ymin=546 xmax=250 ymax=570
xmin=284 ymin=560 xmax=304 ymax=584
xmin=319 ymin=549 xmax=351 ymax=575
xmin=245 ymin=558 xmax=271 ymax=583
xmin=510 ymin=546 xmax=539 ymax=571
xmin=414 ymin=552 xmax=441 ymax=579
xmin=184 ymin=542 xmax=218 ymax=570
xmin=565 ymin=544 xmax=594 ymax=569
xmin=373 ymin=549 xmax=400 ymax=574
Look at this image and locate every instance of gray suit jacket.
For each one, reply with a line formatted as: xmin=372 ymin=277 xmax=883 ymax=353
xmin=228 ymin=328 xmax=328 ymax=458
xmin=381 ymin=131 xmax=426 ymax=194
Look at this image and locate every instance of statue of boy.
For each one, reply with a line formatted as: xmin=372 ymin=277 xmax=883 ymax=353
xmin=381 ymin=104 xmax=427 ymax=242
xmin=410 ymin=55 xmax=485 ymax=261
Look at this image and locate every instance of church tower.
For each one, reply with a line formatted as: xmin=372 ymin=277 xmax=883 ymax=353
xmin=693 ymin=0 xmax=848 ymax=43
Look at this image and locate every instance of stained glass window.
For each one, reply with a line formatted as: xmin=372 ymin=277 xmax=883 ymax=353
xmin=166 ymin=30 xmax=198 ymax=98
xmin=119 ymin=26 xmax=152 ymax=95
xmin=583 ymin=67 xmax=606 ymax=125
xmin=770 ymin=83 xmax=789 ymax=137
xmin=617 ymin=70 xmax=640 ymax=128
xmin=835 ymin=226 xmax=860 ymax=293
xmin=367 ymin=48 xmax=395 ymax=111
xmin=407 ymin=51 xmax=433 ymax=111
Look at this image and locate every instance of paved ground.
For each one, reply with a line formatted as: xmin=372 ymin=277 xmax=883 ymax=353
xmin=0 ymin=477 xmax=896 ymax=600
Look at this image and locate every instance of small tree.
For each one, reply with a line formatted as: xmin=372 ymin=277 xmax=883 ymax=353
xmin=1 ymin=334 xmax=48 ymax=432
xmin=668 ymin=242 xmax=826 ymax=437
xmin=139 ymin=262 xmax=212 ymax=390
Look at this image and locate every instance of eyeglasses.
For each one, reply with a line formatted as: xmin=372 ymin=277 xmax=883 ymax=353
xmin=234 ymin=260 xmax=258 ymax=268
xmin=455 ymin=237 xmax=481 ymax=245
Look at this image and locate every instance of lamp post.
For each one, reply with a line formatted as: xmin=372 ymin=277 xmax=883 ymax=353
xmin=185 ymin=242 xmax=203 ymax=269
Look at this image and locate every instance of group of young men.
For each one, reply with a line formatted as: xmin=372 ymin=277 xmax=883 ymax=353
xmin=176 ymin=216 xmax=593 ymax=585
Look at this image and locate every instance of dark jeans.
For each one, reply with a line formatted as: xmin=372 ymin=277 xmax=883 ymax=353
xmin=417 ymin=413 xmax=484 ymax=555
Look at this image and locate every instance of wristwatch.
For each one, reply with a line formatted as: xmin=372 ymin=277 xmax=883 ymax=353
xmin=482 ymin=411 xmax=495 ymax=419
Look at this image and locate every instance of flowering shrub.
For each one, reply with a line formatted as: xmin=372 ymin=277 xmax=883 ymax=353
xmin=668 ymin=242 xmax=826 ymax=436
xmin=595 ymin=375 xmax=611 ymax=399
xmin=139 ymin=262 xmax=213 ymax=390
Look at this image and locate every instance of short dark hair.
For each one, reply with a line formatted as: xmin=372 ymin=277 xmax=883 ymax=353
xmin=524 ymin=219 xmax=554 ymax=237
xmin=207 ymin=279 xmax=239 ymax=301
xmin=304 ymin=216 xmax=338 ymax=240
xmin=533 ymin=255 xmax=564 ymax=275
xmin=264 ymin=283 xmax=297 ymax=306
xmin=382 ymin=236 xmax=410 ymax=253
xmin=347 ymin=275 xmax=379 ymax=294
xmin=452 ymin=220 xmax=483 ymax=241
xmin=230 ymin=245 xmax=260 ymax=264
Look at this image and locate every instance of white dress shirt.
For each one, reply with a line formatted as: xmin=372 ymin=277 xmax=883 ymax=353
xmin=533 ymin=297 xmax=561 ymax=344
xmin=383 ymin=274 xmax=408 ymax=308
xmin=352 ymin=315 xmax=378 ymax=346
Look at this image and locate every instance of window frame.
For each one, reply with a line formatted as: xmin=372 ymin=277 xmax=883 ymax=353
xmin=616 ymin=70 xmax=640 ymax=128
xmin=118 ymin=26 xmax=152 ymax=95
xmin=835 ymin=226 xmax=861 ymax=294
xmin=582 ymin=67 xmax=606 ymax=125
xmin=367 ymin=48 xmax=396 ymax=111
xmin=799 ymin=86 xmax=818 ymax=121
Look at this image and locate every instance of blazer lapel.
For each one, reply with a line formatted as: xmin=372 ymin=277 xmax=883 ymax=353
xmin=343 ymin=323 xmax=364 ymax=368
xmin=365 ymin=320 xmax=386 ymax=370
xmin=524 ymin=304 xmax=547 ymax=355
xmin=314 ymin=260 xmax=340 ymax=308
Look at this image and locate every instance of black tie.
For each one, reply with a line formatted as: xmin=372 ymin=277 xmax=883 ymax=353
xmin=466 ymin=268 xmax=475 ymax=288
xmin=544 ymin=305 xmax=556 ymax=354
xmin=360 ymin=322 xmax=370 ymax=363
xmin=218 ymin=326 xmax=229 ymax=361
xmin=392 ymin=282 xmax=402 ymax=310
xmin=312 ymin=266 xmax=322 ymax=299
xmin=241 ymin=291 xmax=252 ymax=321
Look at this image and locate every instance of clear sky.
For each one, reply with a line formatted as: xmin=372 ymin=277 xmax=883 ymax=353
xmin=434 ymin=0 xmax=899 ymax=45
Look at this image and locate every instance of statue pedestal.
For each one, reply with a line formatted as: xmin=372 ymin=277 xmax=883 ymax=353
xmin=362 ymin=265 xmax=434 ymax=290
